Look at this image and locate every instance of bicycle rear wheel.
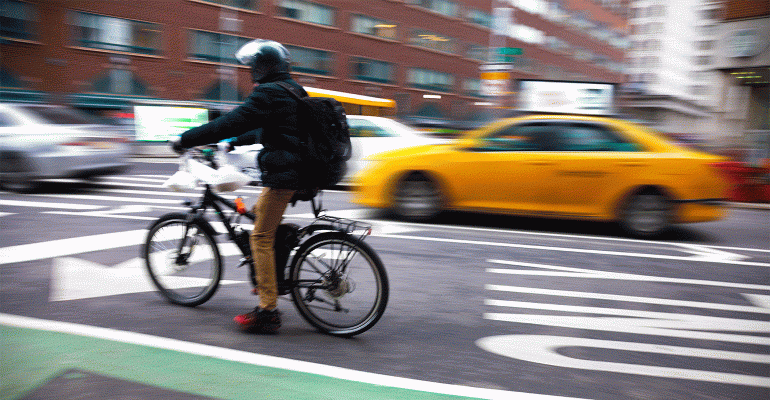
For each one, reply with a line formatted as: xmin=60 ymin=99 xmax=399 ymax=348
xmin=289 ymin=231 xmax=388 ymax=336
xmin=143 ymin=213 xmax=222 ymax=306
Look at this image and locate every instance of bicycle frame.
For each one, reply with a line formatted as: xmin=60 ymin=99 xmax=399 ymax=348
xmin=177 ymin=183 xmax=373 ymax=294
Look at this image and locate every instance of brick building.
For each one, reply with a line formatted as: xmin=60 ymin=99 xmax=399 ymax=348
xmin=1 ymin=0 xmax=628 ymax=122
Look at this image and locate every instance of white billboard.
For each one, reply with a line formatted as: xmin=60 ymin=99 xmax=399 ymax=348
xmin=518 ymin=80 xmax=615 ymax=115
xmin=134 ymin=105 xmax=209 ymax=142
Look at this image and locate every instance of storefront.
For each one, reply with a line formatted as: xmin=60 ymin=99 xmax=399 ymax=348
xmin=712 ymin=1 xmax=769 ymax=202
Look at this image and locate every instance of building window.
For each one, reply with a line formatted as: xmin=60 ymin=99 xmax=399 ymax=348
xmin=194 ymin=0 xmax=259 ymax=10
xmin=285 ymin=45 xmax=333 ymax=76
xmin=407 ymin=68 xmax=454 ymax=92
xmin=350 ymin=14 xmax=397 ymax=40
xmin=92 ymin=69 xmax=147 ymax=95
xmin=409 ymin=29 xmax=457 ymax=54
xmin=276 ymin=0 xmax=334 ymax=26
xmin=1 ymin=0 xmax=38 ymax=40
xmin=350 ymin=57 xmax=394 ymax=84
xmin=189 ymin=30 xmax=251 ymax=64
xmin=71 ymin=12 xmax=161 ymax=55
xmin=466 ymin=9 xmax=492 ymax=28
xmin=408 ymin=0 xmax=459 ymax=18
xmin=462 ymin=78 xmax=481 ymax=97
xmin=466 ymin=44 xmax=488 ymax=61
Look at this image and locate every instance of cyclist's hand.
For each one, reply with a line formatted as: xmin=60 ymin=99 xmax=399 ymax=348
xmin=218 ymin=140 xmax=234 ymax=153
xmin=170 ymin=138 xmax=185 ymax=155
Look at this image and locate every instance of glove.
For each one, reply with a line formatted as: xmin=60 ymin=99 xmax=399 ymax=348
xmin=170 ymin=138 xmax=186 ymax=155
xmin=218 ymin=140 xmax=234 ymax=153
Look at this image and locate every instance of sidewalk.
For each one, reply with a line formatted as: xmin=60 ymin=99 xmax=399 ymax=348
xmin=1 ymin=314 xmax=579 ymax=400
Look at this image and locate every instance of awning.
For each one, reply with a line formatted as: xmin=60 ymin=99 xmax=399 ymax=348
xmin=67 ymin=93 xmax=154 ymax=109
xmin=0 ymin=89 xmax=49 ymax=103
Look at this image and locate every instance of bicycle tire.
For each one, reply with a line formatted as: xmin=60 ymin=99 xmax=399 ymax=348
xmin=289 ymin=231 xmax=388 ymax=336
xmin=143 ymin=213 xmax=222 ymax=307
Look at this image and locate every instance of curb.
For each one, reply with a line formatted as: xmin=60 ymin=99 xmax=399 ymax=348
xmin=726 ymin=202 xmax=770 ymax=210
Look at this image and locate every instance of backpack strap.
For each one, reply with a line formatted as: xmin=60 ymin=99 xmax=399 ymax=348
xmin=275 ymin=81 xmax=306 ymax=100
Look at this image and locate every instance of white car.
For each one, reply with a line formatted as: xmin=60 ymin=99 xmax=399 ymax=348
xmin=226 ymin=115 xmax=448 ymax=184
xmin=0 ymin=103 xmax=132 ymax=192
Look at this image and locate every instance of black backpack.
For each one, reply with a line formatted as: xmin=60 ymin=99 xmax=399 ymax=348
xmin=276 ymin=82 xmax=351 ymax=200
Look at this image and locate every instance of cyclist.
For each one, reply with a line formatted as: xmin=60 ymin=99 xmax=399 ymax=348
xmin=172 ymin=39 xmax=307 ymax=334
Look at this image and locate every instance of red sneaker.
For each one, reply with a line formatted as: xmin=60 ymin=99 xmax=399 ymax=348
xmin=234 ymin=307 xmax=282 ymax=333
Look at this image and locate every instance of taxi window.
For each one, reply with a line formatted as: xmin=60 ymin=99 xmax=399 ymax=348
xmin=482 ymin=123 xmax=555 ymax=151
xmin=347 ymin=118 xmax=392 ymax=138
xmin=555 ymin=124 xmax=638 ymax=152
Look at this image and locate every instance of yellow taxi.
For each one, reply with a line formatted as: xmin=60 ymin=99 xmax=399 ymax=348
xmin=351 ymin=115 xmax=729 ymax=237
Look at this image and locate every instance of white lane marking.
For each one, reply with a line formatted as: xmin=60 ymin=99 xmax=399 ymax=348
xmin=484 ymin=299 xmax=770 ymax=345
xmin=101 ymin=176 xmax=170 ymax=183
xmin=287 ymin=209 xmax=371 ymax=219
xmin=486 ymin=259 xmax=770 ymax=291
xmin=380 ymin=233 xmax=770 ymax=267
xmin=0 ymin=314 xmax=586 ymax=400
xmin=285 ymin=209 xmax=419 ymax=235
xmin=94 ymin=180 xmax=265 ymax=196
xmin=29 ymin=193 xmax=186 ymax=204
xmin=0 ymin=199 xmax=105 ymax=210
xmin=676 ymin=242 xmax=748 ymax=262
xmin=0 ymin=230 xmax=147 ymax=266
xmin=44 ymin=204 xmax=190 ymax=221
xmin=92 ymin=188 xmax=233 ymax=198
xmin=50 ymin=257 xmax=244 ymax=302
xmin=486 ymin=285 xmax=770 ymax=314
xmin=0 ymin=212 xmax=12 ymax=217
xmin=745 ymin=294 xmax=770 ymax=309
xmin=477 ymin=335 xmax=770 ymax=388
xmin=44 ymin=211 xmax=159 ymax=221
xmin=480 ymin=260 xmax=770 ymax=387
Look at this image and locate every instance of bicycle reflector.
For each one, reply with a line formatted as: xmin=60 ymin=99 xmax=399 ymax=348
xmin=234 ymin=197 xmax=248 ymax=214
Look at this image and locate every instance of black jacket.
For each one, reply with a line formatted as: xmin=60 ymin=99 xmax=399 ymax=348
xmin=179 ymin=72 xmax=307 ymax=189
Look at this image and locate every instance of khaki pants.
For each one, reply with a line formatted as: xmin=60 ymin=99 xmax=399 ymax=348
xmin=250 ymin=187 xmax=295 ymax=310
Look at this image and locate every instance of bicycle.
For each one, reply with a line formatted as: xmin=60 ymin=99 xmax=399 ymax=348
xmin=142 ymin=147 xmax=388 ymax=336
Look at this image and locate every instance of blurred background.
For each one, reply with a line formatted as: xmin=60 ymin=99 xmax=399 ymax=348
xmin=1 ymin=0 xmax=768 ymax=200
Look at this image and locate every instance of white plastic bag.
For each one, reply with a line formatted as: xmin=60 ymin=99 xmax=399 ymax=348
xmin=186 ymin=151 xmax=252 ymax=192
xmin=162 ymin=170 xmax=198 ymax=191
xmin=164 ymin=144 xmax=253 ymax=193
xmin=163 ymin=154 xmax=199 ymax=192
xmin=211 ymin=164 xmax=252 ymax=192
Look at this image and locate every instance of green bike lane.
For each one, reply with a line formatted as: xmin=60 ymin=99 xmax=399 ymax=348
xmin=0 ymin=313 xmax=580 ymax=400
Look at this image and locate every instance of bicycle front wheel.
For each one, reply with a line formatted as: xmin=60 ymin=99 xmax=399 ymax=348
xmin=143 ymin=213 xmax=222 ymax=306
xmin=289 ymin=231 xmax=388 ymax=336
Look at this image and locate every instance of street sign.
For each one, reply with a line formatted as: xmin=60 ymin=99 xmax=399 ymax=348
xmin=497 ymin=47 xmax=523 ymax=56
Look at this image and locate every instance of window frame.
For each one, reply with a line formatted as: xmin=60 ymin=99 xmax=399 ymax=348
xmin=350 ymin=56 xmax=395 ymax=84
xmin=70 ymin=11 xmax=162 ymax=56
xmin=407 ymin=68 xmax=454 ymax=93
xmin=0 ymin=0 xmax=39 ymax=41
xmin=350 ymin=14 xmax=398 ymax=41
xmin=285 ymin=44 xmax=334 ymax=76
xmin=188 ymin=29 xmax=253 ymax=65
xmin=276 ymin=0 xmax=335 ymax=27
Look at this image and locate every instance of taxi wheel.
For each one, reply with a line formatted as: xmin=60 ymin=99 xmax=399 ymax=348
xmin=620 ymin=191 xmax=671 ymax=238
xmin=393 ymin=174 xmax=442 ymax=221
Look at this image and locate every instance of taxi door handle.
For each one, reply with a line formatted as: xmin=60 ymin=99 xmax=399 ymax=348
xmin=619 ymin=161 xmax=645 ymax=167
xmin=525 ymin=160 xmax=554 ymax=166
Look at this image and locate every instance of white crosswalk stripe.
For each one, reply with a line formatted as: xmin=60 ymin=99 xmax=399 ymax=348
xmin=0 ymin=173 xmax=264 ymax=220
